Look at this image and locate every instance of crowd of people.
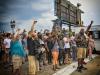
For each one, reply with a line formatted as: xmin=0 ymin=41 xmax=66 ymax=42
xmin=0 ymin=21 xmax=95 ymax=75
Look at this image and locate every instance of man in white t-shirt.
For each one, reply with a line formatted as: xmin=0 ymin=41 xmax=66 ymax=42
xmin=4 ymin=37 xmax=11 ymax=49
xmin=63 ymin=35 xmax=71 ymax=64
xmin=3 ymin=34 xmax=11 ymax=63
xmin=63 ymin=35 xmax=70 ymax=49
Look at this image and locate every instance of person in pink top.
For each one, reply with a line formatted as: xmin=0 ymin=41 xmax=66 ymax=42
xmin=88 ymin=35 xmax=95 ymax=60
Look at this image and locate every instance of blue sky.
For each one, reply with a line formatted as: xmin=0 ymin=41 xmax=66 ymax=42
xmin=0 ymin=0 xmax=56 ymax=32
xmin=0 ymin=0 xmax=100 ymax=32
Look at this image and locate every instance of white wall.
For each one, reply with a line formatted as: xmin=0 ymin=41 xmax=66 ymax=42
xmin=94 ymin=40 xmax=100 ymax=51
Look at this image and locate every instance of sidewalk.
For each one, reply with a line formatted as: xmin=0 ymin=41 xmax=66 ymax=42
xmin=0 ymin=54 xmax=99 ymax=75
xmin=22 ymin=60 xmax=69 ymax=75
xmin=22 ymin=54 xmax=98 ymax=75
xmin=71 ymin=55 xmax=100 ymax=75
xmin=53 ymin=54 xmax=99 ymax=75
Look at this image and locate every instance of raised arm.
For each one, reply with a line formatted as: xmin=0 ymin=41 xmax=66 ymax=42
xmin=85 ymin=20 xmax=94 ymax=34
xmin=31 ymin=20 xmax=37 ymax=32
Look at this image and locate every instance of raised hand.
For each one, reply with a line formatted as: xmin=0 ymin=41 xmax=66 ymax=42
xmin=31 ymin=19 xmax=37 ymax=31
xmin=90 ymin=20 xmax=94 ymax=25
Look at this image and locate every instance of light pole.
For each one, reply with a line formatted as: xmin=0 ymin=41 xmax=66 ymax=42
xmin=10 ymin=20 xmax=15 ymax=34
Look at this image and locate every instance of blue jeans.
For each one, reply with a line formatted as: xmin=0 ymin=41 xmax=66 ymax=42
xmin=72 ymin=46 xmax=77 ymax=61
xmin=59 ymin=49 xmax=65 ymax=64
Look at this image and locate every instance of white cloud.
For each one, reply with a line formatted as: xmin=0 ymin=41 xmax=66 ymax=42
xmin=14 ymin=12 xmax=57 ymax=32
xmin=38 ymin=0 xmax=51 ymax=3
xmin=31 ymin=0 xmax=56 ymax=31
xmin=3 ymin=0 xmax=56 ymax=32
xmin=14 ymin=15 xmax=56 ymax=32
xmin=32 ymin=2 xmax=51 ymax=11
xmin=35 ymin=11 xmax=57 ymax=32
xmin=13 ymin=19 xmax=33 ymax=32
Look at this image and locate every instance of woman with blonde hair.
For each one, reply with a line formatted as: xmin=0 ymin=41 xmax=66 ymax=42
xmin=10 ymin=29 xmax=25 ymax=75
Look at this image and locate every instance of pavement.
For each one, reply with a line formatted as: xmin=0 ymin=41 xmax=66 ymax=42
xmin=53 ymin=54 xmax=100 ymax=75
xmin=71 ymin=55 xmax=100 ymax=75
xmin=0 ymin=54 xmax=100 ymax=75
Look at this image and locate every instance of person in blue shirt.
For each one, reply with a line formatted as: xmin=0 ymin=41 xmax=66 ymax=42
xmin=10 ymin=31 xmax=25 ymax=75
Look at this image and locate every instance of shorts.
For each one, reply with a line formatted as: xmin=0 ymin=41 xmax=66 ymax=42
xmin=12 ymin=55 xmax=22 ymax=70
xmin=77 ymin=48 xmax=83 ymax=59
xmin=28 ymin=55 xmax=36 ymax=75
xmin=77 ymin=48 xmax=87 ymax=59
xmin=82 ymin=48 xmax=87 ymax=58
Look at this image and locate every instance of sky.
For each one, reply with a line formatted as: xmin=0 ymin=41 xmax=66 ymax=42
xmin=0 ymin=0 xmax=100 ymax=32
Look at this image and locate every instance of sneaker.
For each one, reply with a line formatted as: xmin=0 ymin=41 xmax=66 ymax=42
xmin=78 ymin=69 xmax=82 ymax=73
xmin=53 ymin=66 xmax=56 ymax=71
xmin=77 ymin=67 xmax=82 ymax=73
xmin=82 ymin=67 xmax=87 ymax=70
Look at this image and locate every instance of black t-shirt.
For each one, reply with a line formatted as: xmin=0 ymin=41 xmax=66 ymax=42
xmin=27 ymin=37 xmax=40 ymax=55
